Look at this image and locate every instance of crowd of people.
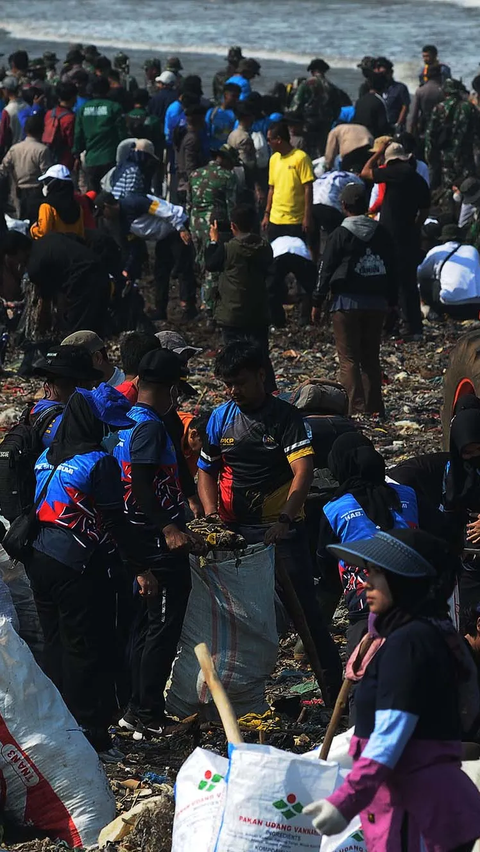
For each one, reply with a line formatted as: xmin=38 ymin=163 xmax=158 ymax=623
xmin=2 ymin=40 xmax=480 ymax=849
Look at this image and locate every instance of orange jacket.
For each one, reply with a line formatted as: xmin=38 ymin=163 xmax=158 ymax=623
xmin=30 ymin=203 xmax=85 ymax=239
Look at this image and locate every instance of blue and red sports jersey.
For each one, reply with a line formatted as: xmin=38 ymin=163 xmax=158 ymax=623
xmin=30 ymin=399 xmax=65 ymax=448
xmin=113 ymin=403 xmax=185 ymax=560
xmin=33 ymin=448 xmax=124 ymax=571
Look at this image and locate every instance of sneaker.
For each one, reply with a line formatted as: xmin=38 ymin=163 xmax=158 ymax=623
xmin=132 ymin=719 xmax=166 ymax=742
xmin=98 ymin=745 xmax=125 ymax=764
xmin=118 ymin=708 xmax=138 ymax=732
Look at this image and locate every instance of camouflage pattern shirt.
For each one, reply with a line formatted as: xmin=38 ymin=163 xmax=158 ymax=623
xmin=188 ymin=161 xmax=237 ymax=234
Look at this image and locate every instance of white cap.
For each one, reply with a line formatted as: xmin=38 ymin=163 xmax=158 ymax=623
xmin=38 ymin=164 xmax=72 ymax=182
xmin=155 ymin=70 xmax=177 ymax=85
xmin=134 ymin=138 xmax=159 ymax=159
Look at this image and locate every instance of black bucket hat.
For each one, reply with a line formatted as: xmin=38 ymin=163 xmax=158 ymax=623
xmin=32 ymin=344 xmax=103 ymax=381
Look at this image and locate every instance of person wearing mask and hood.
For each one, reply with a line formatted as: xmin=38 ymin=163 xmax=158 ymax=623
xmin=110 ymin=138 xmax=158 ymax=200
xmin=317 ymin=432 xmax=419 ymax=660
xmin=305 ymin=528 xmax=480 ymax=850
xmin=30 ymin=164 xmax=84 ymax=239
xmin=28 ymin=384 xmax=158 ymax=763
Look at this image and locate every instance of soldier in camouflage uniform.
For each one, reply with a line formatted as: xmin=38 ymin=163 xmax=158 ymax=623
xmin=144 ymin=59 xmax=162 ymax=97
xmin=425 ymin=79 xmax=479 ymax=195
xmin=113 ymin=52 xmax=139 ymax=94
xmin=188 ymin=144 xmax=238 ymax=313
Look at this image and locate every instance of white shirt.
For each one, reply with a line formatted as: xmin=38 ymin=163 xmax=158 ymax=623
xmin=107 ymin=365 xmax=126 ymax=386
xmin=313 ymin=171 xmax=363 ymax=211
xmin=270 ymin=236 xmax=311 ymax=260
xmin=417 ymin=242 xmax=480 ymax=304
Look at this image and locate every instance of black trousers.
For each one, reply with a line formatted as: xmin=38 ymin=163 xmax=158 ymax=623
xmin=396 ymin=246 xmax=423 ymax=336
xmin=129 ymin=557 xmax=191 ymax=723
xmin=267 ymin=253 xmax=316 ymax=327
xmin=27 ymin=549 xmax=117 ymax=750
xmin=238 ymin=522 xmax=343 ymax=702
xmin=221 ymin=325 xmax=277 ymax=394
xmin=154 ymin=231 xmax=197 ymax=314
xmin=267 ymin=222 xmax=304 ymax=242
xmin=84 ymin=161 xmax=115 ymax=193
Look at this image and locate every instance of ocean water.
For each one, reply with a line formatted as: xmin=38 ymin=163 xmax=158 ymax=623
xmin=0 ymin=0 xmax=479 ymax=90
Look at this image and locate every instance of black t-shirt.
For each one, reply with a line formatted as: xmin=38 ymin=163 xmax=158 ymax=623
xmin=355 ymin=619 xmax=462 ymax=743
xmin=372 ymin=160 xmax=431 ymax=243
xmin=354 ymin=93 xmax=390 ymax=138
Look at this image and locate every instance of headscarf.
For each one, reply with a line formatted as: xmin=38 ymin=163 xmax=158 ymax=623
xmin=445 ymin=407 xmax=480 ymax=510
xmin=43 ymin=178 xmax=81 ymax=225
xmin=47 ymin=391 xmax=104 ymax=467
xmin=328 ymin=432 xmax=402 ymax=530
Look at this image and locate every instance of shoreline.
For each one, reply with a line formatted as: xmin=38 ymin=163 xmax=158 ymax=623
xmin=0 ymin=30 xmax=362 ymax=99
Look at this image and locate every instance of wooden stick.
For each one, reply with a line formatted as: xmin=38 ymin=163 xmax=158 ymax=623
xmin=194 ymin=642 xmax=244 ymax=745
xmin=319 ymin=634 xmax=375 ymax=761
xmin=275 ymin=558 xmax=329 ymax=704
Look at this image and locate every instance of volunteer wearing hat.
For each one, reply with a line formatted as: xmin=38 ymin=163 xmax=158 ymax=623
xmin=28 ymin=384 xmax=157 ymax=763
xmin=305 ymin=529 xmax=480 ymax=849
xmin=226 ymin=57 xmax=261 ymax=101
xmin=361 ymin=139 xmax=431 ymax=341
xmin=115 ymin=349 xmax=204 ymax=741
xmin=155 ymin=329 xmax=202 ymax=363
xmin=0 ymin=76 xmax=28 ymax=155
xmin=31 ymin=343 xmax=103 ymax=448
xmin=148 ymin=71 xmax=177 ymax=127
xmin=312 ymin=182 xmax=396 ymax=416
xmin=30 ymin=163 xmax=84 ymax=239
xmin=144 ymin=58 xmax=161 ymax=97
xmin=212 ymin=45 xmax=243 ymax=103
xmin=110 ymin=138 xmax=158 ymax=200
xmin=61 ymin=329 xmax=125 ymax=386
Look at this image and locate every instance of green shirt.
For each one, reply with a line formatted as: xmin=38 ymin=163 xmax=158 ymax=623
xmin=74 ymin=97 xmax=127 ymax=167
xmin=189 ymin=161 xmax=237 ymax=230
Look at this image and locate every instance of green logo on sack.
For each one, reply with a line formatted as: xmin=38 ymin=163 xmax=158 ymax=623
xmin=198 ymin=770 xmax=224 ymax=792
xmin=272 ymin=793 xmax=304 ymax=820
xmin=351 ymin=830 xmax=364 ymax=842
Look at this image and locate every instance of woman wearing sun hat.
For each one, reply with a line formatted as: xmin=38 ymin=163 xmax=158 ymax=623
xmin=305 ymin=528 xmax=480 ymax=851
xmin=30 ymin=163 xmax=84 ymax=239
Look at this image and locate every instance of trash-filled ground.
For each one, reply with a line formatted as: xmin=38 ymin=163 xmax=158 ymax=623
xmin=0 ymin=296 xmax=472 ymax=852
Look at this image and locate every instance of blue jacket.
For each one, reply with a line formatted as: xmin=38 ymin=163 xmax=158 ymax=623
xmin=323 ymin=483 xmax=418 ymax=616
xmin=226 ymin=74 xmax=251 ymax=101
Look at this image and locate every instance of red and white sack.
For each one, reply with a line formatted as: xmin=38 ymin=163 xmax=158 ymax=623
xmin=172 ymin=747 xmax=228 ymax=852
xmin=0 ymin=616 xmax=115 ymax=847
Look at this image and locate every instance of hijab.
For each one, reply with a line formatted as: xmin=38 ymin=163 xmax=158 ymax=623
xmin=43 ymin=178 xmax=81 ymax=225
xmin=445 ymin=406 xmax=480 ymax=510
xmin=328 ymin=432 xmax=402 ymax=530
xmin=47 ymin=391 xmax=104 ymax=467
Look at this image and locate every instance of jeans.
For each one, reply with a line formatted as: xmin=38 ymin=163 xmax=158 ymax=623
xmin=238 ymin=522 xmax=343 ymax=702
xmin=27 ymin=549 xmax=116 ymax=750
xmin=129 ymin=557 xmax=191 ymax=723
xmin=221 ymin=325 xmax=277 ymax=393
xmin=154 ymin=230 xmax=197 ymax=315
xmin=332 ymin=309 xmax=386 ymax=416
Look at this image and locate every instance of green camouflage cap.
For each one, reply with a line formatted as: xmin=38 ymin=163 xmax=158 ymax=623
xmin=114 ymin=51 xmax=129 ymax=68
xmin=143 ymin=58 xmax=161 ymax=70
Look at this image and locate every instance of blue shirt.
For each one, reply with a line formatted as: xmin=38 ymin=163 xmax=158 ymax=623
xmin=33 ymin=449 xmax=124 ymax=571
xmin=31 ymin=399 xmax=65 ymax=448
xmin=164 ymin=100 xmax=185 ymax=145
xmin=73 ymin=95 xmax=90 ymax=114
xmin=382 ymin=80 xmax=410 ymax=125
xmin=113 ymin=403 xmax=185 ymax=562
xmin=226 ymin=74 xmax=251 ymax=101
xmin=206 ymin=106 xmax=236 ymax=149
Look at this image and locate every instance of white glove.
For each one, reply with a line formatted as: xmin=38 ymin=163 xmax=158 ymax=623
xmin=302 ymin=799 xmax=348 ymax=836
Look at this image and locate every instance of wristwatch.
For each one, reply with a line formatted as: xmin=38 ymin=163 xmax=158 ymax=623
xmin=278 ymin=513 xmax=292 ymax=527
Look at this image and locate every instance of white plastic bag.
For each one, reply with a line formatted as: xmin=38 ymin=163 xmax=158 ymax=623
xmin=171 ymin=747 xmax=228 ymax=852
xmin=0 ymin=546 xmax=43 ymax=662
xmin=0 ymin=617 xmax=115 ymax=847
xmin=320 ymin=819 xmax=366 ymax=851
xmin=167 ymin=544 xmax=278 ymax=719
xmin=215 ymin=742 xmax=339 ymax=851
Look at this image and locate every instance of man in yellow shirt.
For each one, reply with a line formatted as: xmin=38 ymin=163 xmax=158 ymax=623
xmin=262 ymin=121 xmax=314 ymax=240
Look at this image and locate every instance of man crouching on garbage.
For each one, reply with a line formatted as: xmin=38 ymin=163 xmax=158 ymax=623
xmin=197 ymin=340 xmax=343 ymax=702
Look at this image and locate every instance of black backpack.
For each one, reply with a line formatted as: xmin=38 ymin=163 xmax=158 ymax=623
xmin=0 ymin=404 xmax=64 ymax=522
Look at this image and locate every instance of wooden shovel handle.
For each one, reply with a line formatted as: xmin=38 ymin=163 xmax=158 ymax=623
xmin=194 ymin=642 xmax=244 ymax=745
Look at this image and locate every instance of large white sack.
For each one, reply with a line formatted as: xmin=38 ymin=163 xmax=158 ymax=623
xmin=171 ymin=747 xmax=228 ymax=852
xmin=167 ymin=544 xmax=278 ymax=719
xmin=0 ymin=545 xmax=42 ymax=661
xmin=0 ymin=616 xmax=115 ymax=847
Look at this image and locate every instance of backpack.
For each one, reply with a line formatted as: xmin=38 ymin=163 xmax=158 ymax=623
xmin=42 ymin=108 xmax=70 ymax=162
xmin=0 ymin=404 xmax=64 ymax=522
xmin=251 ymin=130 xmax=269 ymax=169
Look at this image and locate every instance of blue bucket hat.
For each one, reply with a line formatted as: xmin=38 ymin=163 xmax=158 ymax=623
xmin=327 ymin=530 xmax=437 ymax=578
xmin=75 ymin=383 xmax=134 ymax=428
